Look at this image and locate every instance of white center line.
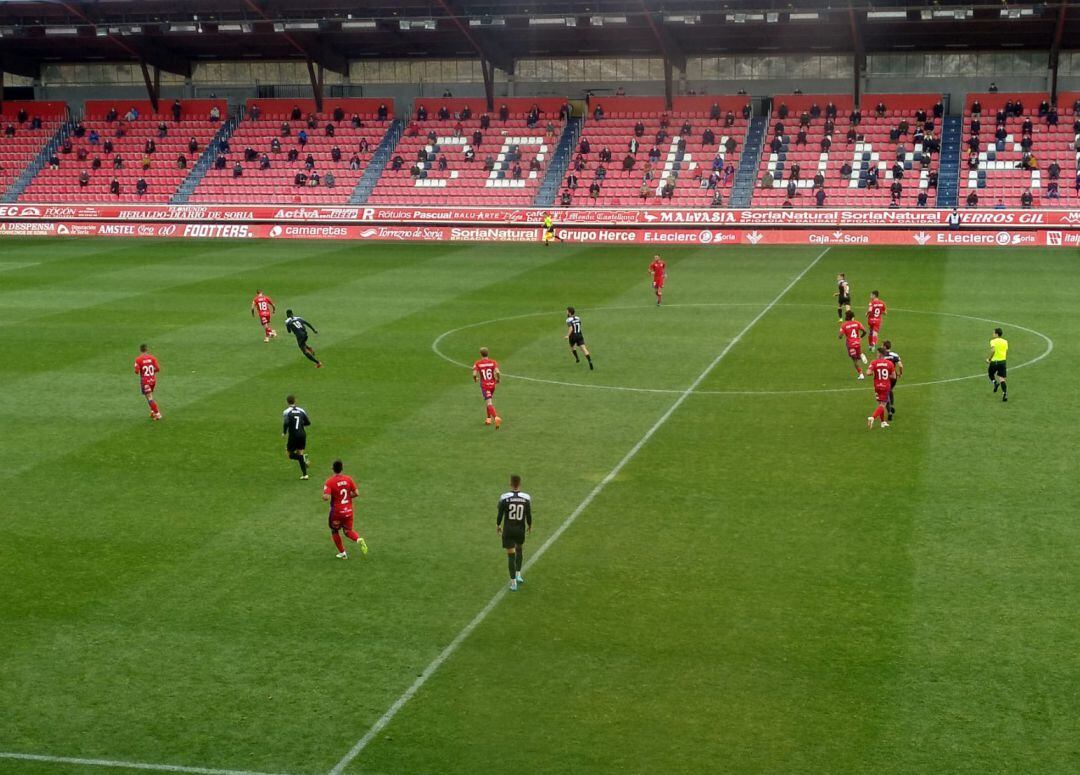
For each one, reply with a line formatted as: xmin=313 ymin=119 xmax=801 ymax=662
xmin=327 ymin=246 xmax=831 ymax=775
xmin=0 ymin=751 xmax=294 ymax=775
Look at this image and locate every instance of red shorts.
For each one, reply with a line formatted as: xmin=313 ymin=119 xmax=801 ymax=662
xmin=480 ymin=383 xmax=496 ymax=400
xmin=141 ymin=379 xmax=156 ymax=395
xmin=260 ymin=315 xmax=272 ymax=326
xmin=652 ymin=278 xmax=665 ymax=289
xmin=868 ymin=320 xmax=881 ymax=332
xmin=875 ymin=386 xmax=891 ymax=402
xmin=847 ymin=344 xmax=861 ymax=359
xmin=328 ymin=510 xmax=354 ymax=532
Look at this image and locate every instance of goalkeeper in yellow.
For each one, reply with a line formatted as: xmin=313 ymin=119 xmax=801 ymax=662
xmin=542 ymin=212 xmax=561 ymax=246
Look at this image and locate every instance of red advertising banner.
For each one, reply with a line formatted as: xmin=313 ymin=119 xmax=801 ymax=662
xmin=3 ymin=220 xmax=1078 ymax=247
xmin=2 ymin=203 xmax=1080 ymax=229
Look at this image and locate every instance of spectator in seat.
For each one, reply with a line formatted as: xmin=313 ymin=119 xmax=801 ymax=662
xmin=530 ymin=157 xmax=541 ymax=172
xmin=866 ymin=166 xmax=879 ymax=188
xmin=777 ymin=103 xmax=789 ymax=120
xmin=892 ymin=162 xmax=904 ymax=180
xmin=270 ymin=138 xmax=282 ymax=153
xmin=712 ymin=154 xmax=724 ymax=172
xmin=463 ymin=146 xmax=475 ymax=163
xmin=331 ymin=146 xmax=342 ymax=163
xmin=110 ymin=178 xmax=121 ymax=196
xmin=799 ymin=110 xmax=811 ymax=127
xmin=133 ymin=177 xmax=147 ymax=197
xmin=702 ymin=128 xmax=715 ymax=146
xmin=113 ymin=154 xmax=123 ymax=170
xmin=250 ymin=104 xmax=261 ymax=121
xmin=579 ymin=137 xmax=591 ymax=155
xmin=76 ymin=147 xmax=88 ymax=162
xmin=243 ymin=146 xmax=257 ymax=162
xmin=786 ymin=178 xmax=798 ymax=199
xmin=60 ymin=136 xmax=72 ymax=153
xmin=761 ymin=171 xmax=774 ymax=189
xmin=333 ymin=106 xmax=345 ymax=123
xmin=209 ymin=105 xmax=221 ymax=123
xmin=1047 ymin=107 xmax=1059 ymax=127
xmin=124 ymin=106 xmax=139 ymax=122
xmin=378 ymin=103 xmax=388 ymax=121
xmin=499 ymin=103 xmax=510 ymax=122
xmin=566 ymin=172 xmax=579 ymax=189
xmin=815 ymin=188 xmax=826 ymax=207
xmin=472 ymin=129 xmax=483 ymax=146
xmin=599 ymin=146 xmax=612 ymax=163
xmin=1049 ymin=161 xmax=1061 ymax=180
xmin=1075 ymin=171 xmax=1080 ymax=194
xmin=742 ymin=103 xmax=752 ymax=119
xmin=769 ymin=135 xmax=783 ymax=155
xmin=214 ymin=154 xmax=226 ymax=170
xmin=655 ymin=128 xmax=668 ymax=144
xmin=410 ymin=163 xmax=422 ymax=179
xmin=917 ymin=191 xmax=928 ymax=207
xmin=710 ymin=102 xmax=721 ymax=122
xmin=875 ymin=101 xmax=886 ymax=117
xmin=967 ymin=151 xmax=979 ymax=170
xmin=661 ymin=181 xmax=675 ymax=200
xmin=593 ymin=104 xmax=604 ymax=121
xmin=648 ymin=145 xmax=660 ymax=163
xmin=305 ymin=154 xmax=315 ymax=170
xmin=189 ymin=137 xmax=199 ymax=154
xmin=359 ymin=138 xmax=370 ymax=154
xmin=640 ymin=181 xmax=652 ymax=200
xmin=840 ymin=161 xmax=853 ymax=178
xmin=967 ymin=135 xmax=979 ymax=153
xmin=439 ymin=155 xmax=449 ymax=171
xmin=890 ymin=179 xmax=902 ymax=203
xmin=632 ymin=120 xmax=646 ymax=139
xmin=1075 ymin=133 xmax=1080 ymax=153
xmin=294 ymin=172 xmax=307 ymax=186
xmin=325 ymin=172 xmax=336 ymax=188
xmin=813 ymin=172 xmax=825 ymax=189
xmin=325 ymin=122 xmax=335 ymax=137
xmin=596 ymin=164 xmax=607 ymax=181
xmin=820 ymin=135 xmax=832 ymax=153
xmin=722 ymin=163 xmax=735 ymax=186
xmin=724 ymin=136 xmax=737 ymax=155
xmin=88 ymin=129 xmax=100 ymax=145
xmin=176 ymin=153 xmax=188 ymax=169
xmin=1047 ymin=180 xmax=1060 ymax=200
xmin=259 ymin=153 xmax=270 ymax=170
xmin=971 ymin=99 xmax=982 ymax=115
xmin=824 ymin=117 xmax=835 ymax=135
xmin=628 ymin=137 xmax=639 ymax=156
xmin=450 ymin=120 xmax=462 ymax=137
xmin=103 ymin=138 xmax=114 ymax=154
xmin=287 ymin=148 xmax=299 ymax=162
xmin=280 ymin=122 xmax=291 ymax=137
xmin=171 ymin=99 xmax=182 ymax=122
xmin=966 ymin=190 xmax=979 ymax=207
xmin=995 ymin=108 xmax=1006 ymax=125
xmin=141 ymin=155 xmax=152 ymax=171
xmin=105 ymin=107 xmax=118 ymax=123
xmin=478 ymin=113 xmax=490 ymax=131
xmin=928 ymin=169 xmax=938 ymax=188
xmin=91 ymin=156 xmax=102 ymax=170
xmin=349 ymin=154 xmax=361 ymax=170
xmin=29 ymin=115 xmax=41 ymax=129
xmin=309 ymin=172 xmax=320 ymax=187
xmin=157 ymin=121 xmax=168 ymax=138
xmin=436 ymin=105 xmax=449 ymax=121
xmin=512 ymin=163 xmax=522 ymax=180
xmin=72 ymin=121 xmax=85 ymax=138
xmin=850 ymin=108 xmax=862 ymax=126
xmin=1022 ymin=116 xmax=1033 ymax=135
xmin=846 ymin=127 xmax=857 ymax=145
xmin=795 ymin=128 xmax=807 ymax=147
xmin=228 ymin=160 xmax=241 ymax=178
xmin=995 ymin=124 xmax=1007 ymax=142
xmin=298 ymin=129 xmax=308 ymax=148
xmin=144 ymin=138 xmax=156 ymax=155
xmin=1014 ymin=98 xmax=1025 ymax=117
xmin=560 ymin=190 xmax=573 ymax=206
xmin=782 ymin=198 xmax=793 ymax=208
xmin=790 ymin=162 xmax=801 ymax=181
xmin=825 ymin=101 xmax=837 ymax=120
xmin=1020 ymin=134 xmax=1033 ymax=152
xmin=428 ymin=129 xmax=439 ymax=144
xmin=287 ymin=105 xmax=301 ymax=121
xmin=78 ymin=170 xmax=90 ymax=187
xmin=622 ymin=154 xmax=635 ymax=174
xmin=774 ymin=120 xmax=785 ymax=137
xmin=1020 ymin=189 xmax=1033 ymax=208
xmin=589 ymin=181 xmax=601 ymax=200
xmin=484 ymin=154 xmax=495 ymax=171
xmin=680 ymin=119 xmax=692 ymax=136
xmin=416 ymin=104 xmax=428 ymax=121
xmin=16 ymin=107 xmax=28 ymax=123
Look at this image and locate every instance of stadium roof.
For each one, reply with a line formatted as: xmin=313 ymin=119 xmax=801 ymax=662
xmin=0 ymin=1 xmax=1075 ymax=79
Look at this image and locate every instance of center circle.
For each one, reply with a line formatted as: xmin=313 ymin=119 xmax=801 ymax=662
xmin=431 ymin=303 xmax=1053 ymax=396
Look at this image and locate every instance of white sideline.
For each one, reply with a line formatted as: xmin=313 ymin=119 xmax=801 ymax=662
xmin=327 ymin=246 xmax=832 ymax=775
xmin=0 ymin=751 xmax=293 ymax=775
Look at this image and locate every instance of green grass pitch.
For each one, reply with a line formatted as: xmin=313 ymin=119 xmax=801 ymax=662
xmin=1 ymin=237 xmax=1078 ymax=775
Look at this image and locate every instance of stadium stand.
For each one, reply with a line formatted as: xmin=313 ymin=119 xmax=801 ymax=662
xmin=365 ymin=97 xmax=566 ymax=206
xmin=187 ymin=98 xmax=394 ymax=204
xmin=959 ymin=91 xmax=1080 ymax=208
xmin=0 ymin=101 xmax=67 ymax=197
xmin=752 ymin=93 xmax=945 ymax=208
xmin=20 ymin=99 xmax=225 ymax=203
xmin=564 ymin=95 xmax=751 ymax=208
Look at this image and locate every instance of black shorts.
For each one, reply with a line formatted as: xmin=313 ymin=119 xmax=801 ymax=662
xmin=568 ymin=332 xmax=585 ymax=347
xmin=989 ymin=360 xmax=1007 ymax=379
xmin=286 ymin=434 xmax=306 ymax=453
xmin=294 ymin=333 xmax=308 ymax=350
xmin=838 ymin=296 xmax=851 ymax=306
xmin=501 ymin=529 xmax=526 ymax=549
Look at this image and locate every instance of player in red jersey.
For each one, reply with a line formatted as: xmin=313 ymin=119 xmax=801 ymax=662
xmin=472 ymin=347 xmax=502 ymax=429
xmin=648 ymin=254 xmax=667 ymax=306
xmin=322 ymin=459 xmax=368 ymax=559
xmin=251 ymin=289 xmax=277 ymax=343
xmin=866 ymin=290 xmax=887 ymax=349
xmin=867 ymin=347 xmax=897 ymax=429
xmin=133 ymin=343 xmax=162 ymax=420
xmin=838 ymin=310 xmax=868 ymax=378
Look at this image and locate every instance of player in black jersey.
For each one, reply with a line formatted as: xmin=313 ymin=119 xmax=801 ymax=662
xmin=565 ymin=306 xmax=594 ymax=370
xmin=835 ymin=273 xmax=851 ymax=319
xmin=882 ymin=339 xmax=903 ymax=421
xmin=283 ymin=309 xmax=323 ymax=368
xmin=282 ymin=395 xmax=311 ymax=479
xmin=496 ymin=474 xmax=533 ymax=591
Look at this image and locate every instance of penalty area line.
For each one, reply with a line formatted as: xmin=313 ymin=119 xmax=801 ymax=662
xmin=327 ymin=246 xmax=832 ymax=775
xmin=0 ymin=751 xmax=296 ymax=775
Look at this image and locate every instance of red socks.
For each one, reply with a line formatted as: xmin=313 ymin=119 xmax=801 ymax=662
xmin=148 ymin=400 xmax=159 ymax=413
xmin=345 ymin=530 xmax=360 ymax=543
xmin=486 ymin=404 xmax=497 ymax=418
xmin=872 ymin=406 xmax=885 ymax=421
xmin=331 ymin=532 xmax=345 ymax=552
xmin=264 ymin=325 xmax=272 ymax=336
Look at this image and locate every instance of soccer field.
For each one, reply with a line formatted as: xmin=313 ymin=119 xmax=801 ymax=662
xmin=2 ymin=237 xmax=1078 ymax=775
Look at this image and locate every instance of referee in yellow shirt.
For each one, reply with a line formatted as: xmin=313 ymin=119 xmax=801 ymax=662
xmin=987 ymin=327 xmax=1008 ymax=402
